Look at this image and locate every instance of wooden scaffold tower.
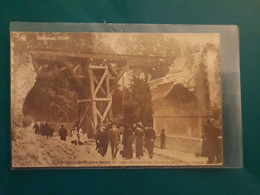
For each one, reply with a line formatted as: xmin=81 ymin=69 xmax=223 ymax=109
xmin=77 ymin=63 xmax=114 ymax=136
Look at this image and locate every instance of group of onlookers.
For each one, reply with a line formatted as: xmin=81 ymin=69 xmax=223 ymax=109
xmin=32 ymin=122 xmax=88 ymax=144
xmin=95 ymin=121 xmax=158 ymax=160
xmin=70 ymin=125 xmax=88 ymax=145
xmin=33 ymin=122 xmax=54 ymax=138
xmin=32 ymin=118 xmax=221 ymax=164
xmin=33 ymin=120 xmax=168 ymax=161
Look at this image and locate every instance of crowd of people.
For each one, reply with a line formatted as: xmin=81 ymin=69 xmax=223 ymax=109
xmin=33 ymin=122 xmax=88 ymax=144
xmin=69 ymin=125 xmax=88 ymax=145
xmin=95 ymin=121 xmax=158 ymax=160
xmin=33 ymin=122 xmax=54 ymax=138
xmin=33 ymin=120 xmax=162 ymax=161
xmin=32 ymin=118 xmax=221 ymax=164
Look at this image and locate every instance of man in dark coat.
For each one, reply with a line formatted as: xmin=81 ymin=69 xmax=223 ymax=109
xmin=145 ymin=123 xmax=156 ymax=159
xmin=95 ymin=124 xmax=108 ymax=157
xmin=202 ymin=119 xmax=221 ymax=163
xmin=33 ymin=122 xmax=39 ymax=134
xmin=108 ymin=122 xmax=120 ymax=160
xmin=45 ymin=123 xmax=52 ymax=139
xmin=42 ymin=122 xmax=48 ymax=137
xmin=59 ymin=125 xmax=67 ymax=141
xmin=104 ymin=120 xmax=112 ymax=155
xmin=160 ymin=129 xmax=166 ymax=149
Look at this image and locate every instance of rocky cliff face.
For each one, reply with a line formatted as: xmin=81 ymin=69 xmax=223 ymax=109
xmin=150 ymin=43 xmax=221 ymax=116
xmin=11 ymin=33 xmax=37 ymax=128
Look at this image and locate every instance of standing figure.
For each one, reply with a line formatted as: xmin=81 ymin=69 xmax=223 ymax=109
xmin=49 ymin=124 xmax=54 ymax=137
xmin=44 ymin=122 xmax=50 ymax=139
xmin=122 ymin=123 xmax=133 ymax=159
xmin=78 ymin=127 xmax=85 ymax=145
xmin=145 ymin=123 xmax=156 ymax=159
xmin=104 ymin=120 xmax=112 ymax=155
xmin=95 ymin=124 xmax=108 ymax=157
xmin=108 ymin=123 xmax=121 ymax=160
xmin=202 ymin=119 xmax=221 ymax=164
xmin=39 ymin=122 xmax=44 ymax=135
xmin=46 ymin=123 xmax=51 ymax=139
xmin=135 ymin=124 xmax=145 ymax=159
xmin=160 ymin=129 xmax=166 ymax=149
xmin=71 ymin=127 xmax=78 ymax=145
xmin=59 ymin=125 xmax=67 ymax=141
xmin=33 ymin=122 xmax=39 ymax=134
xmin=83 ymin=132 xmax=88 ymax=144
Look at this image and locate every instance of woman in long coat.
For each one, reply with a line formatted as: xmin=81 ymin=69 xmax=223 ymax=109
xmin=122 ymin=124 xmax=133 ymax=159
xmin=135 ymin=124 xmax=145 ymax=159
xmin=202 ymin=119 xmax=221 ymax=163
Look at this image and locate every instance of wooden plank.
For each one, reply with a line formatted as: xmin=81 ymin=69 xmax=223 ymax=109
xmin=88 ymin=68 xmax=98 ymax=131
xmin=94 ymin=98 xmax=110 ymax=101
xmin=93 ymin=69 xmax=108 ymax=97
xmin=111 ymin=67 xmax=128 ymax=89
xmin=93 ymin=76 xmax=106 ymax=95
xmin=89 ymin=65 xmax=108 ymax=70
xmin=101 ymin=101 xmax=112 ymax=122
xmin=78 ymin=103 xmax=91 ymax=127
xmin=92 ymin=102 xmax=98 ymax=130
xmin=96 ymin=108 xmax=103 ymax=120
xmin=106 ymin=71 xmax=113 ymax=120
xmin=73 ymin=64 xmax=80 ymax=72
xmin=77 ymin=98 xmax=92 ymax=103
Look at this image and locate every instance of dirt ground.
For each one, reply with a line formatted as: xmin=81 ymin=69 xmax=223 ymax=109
xmin=12 ymin=123 xmax=188 ymax=168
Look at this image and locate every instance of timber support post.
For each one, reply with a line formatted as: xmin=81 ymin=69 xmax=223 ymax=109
xmin=78 ymin=64 xmax=113 ymax=135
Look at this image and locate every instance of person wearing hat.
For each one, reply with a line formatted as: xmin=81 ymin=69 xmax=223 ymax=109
xmin=108 ymin=122 xmax=121 ymax=160
xmin=134 ymin=123 xmax=145 ymax=159
xmin=95 ymin=124 xmax=108 ymax=157
xmin=33 ymin=122 xmax=39 ymax=134
xmin=59 ymin=124 xmax=67 ymax=141
xmin=160 ymin=129 xmax=166 ymax=149
xmin=145 ymin=123 xmax=156 ymax=159
xmin=122 ymin=122 xmax=133 ymax=159
xmin=202 ymin=118 xmax=221 ymax=163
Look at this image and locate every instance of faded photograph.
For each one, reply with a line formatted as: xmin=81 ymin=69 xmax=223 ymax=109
xmin=11 ymin=32 xmax=223 ymax=168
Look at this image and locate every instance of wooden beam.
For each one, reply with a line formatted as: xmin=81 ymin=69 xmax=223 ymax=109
xmin=78 ymin=103 xmax=91 ymax=127
xmin=100 ymin=101 xmax=112 ymax=122
xmin=111 ymin=67 xmax=128 ymax=89
xmin=107 ymin=63 xmax=118 ymax=76
xmin=89 ymin=65 xmax=108 ymax=70
xmin=30 ymin=50 xmax=173 ymax=64
xmin=73 ymin=64 xmax=80 ymax=72
xmin=88 ymin=68 xmax=98 ymax=130
xmin=77 ymin=98 xmax=92 ymax=103
xmin=96 ymin=108 xmax=103 ymax=119
xmin=94 ymin=98 xmax=110 ymax=101
xmin=93 ymin=76 xmax=107 ymax=95
xmin=106 ymin=71 xmax=113 ymax=120
xmin=93 ymin=69 xmax=108 ymax=97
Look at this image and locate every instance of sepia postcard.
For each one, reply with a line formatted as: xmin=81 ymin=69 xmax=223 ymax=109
xmin=11 ymin=30 xmax=223 ymax=168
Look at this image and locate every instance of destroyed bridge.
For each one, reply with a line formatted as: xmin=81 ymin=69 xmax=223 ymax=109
xmin=30 ymin=50 xmax=174 ymax=136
